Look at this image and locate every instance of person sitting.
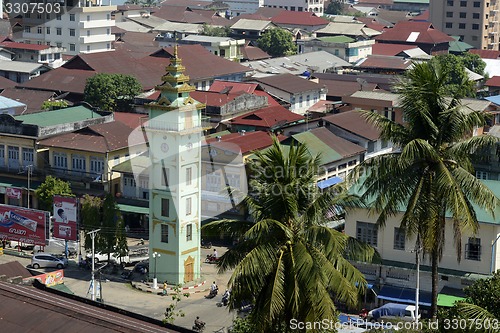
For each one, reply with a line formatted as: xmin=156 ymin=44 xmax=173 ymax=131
xmin=212 ymin=248 xmax=218 ymax=259
xmin=194 ymin=316 xmax=205 ymax=329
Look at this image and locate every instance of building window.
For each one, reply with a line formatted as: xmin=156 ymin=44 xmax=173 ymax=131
xmin=107 ymin=13 xmax=110 ymax=20
xmin=299 ymin=96 xmax=303 ymax=107
xmin=459 ymin=23 xmax=466 ymax=29
xmin=107 ymin=28 xmax=110 ymax=35
xmin=69 ymin=29 xmax=75 ymax=36
xmin=107 ymin=43 xmax=111 ymax=50
xmin=460 ymin=0 xmax=466 ymax=6
xmin=22 ymin=148 xmax=33 ymax=166
xmin=161 ymin=224 xmax=169 ymax=243
xmin=476 ymin=171 xmax=488 ymax=179
xmin=90 ymin=157 xmax=104 ymax=175
xmin=46 ymin=27 xmax=50 ymax=34
xmin=46 ymin=13 xmax=50 ymax=20
xmin=37 ymin=26 xmax=42 ymax=34
xmin=24 ymin=26 xmax=31 ymax=33
xmin=56 ymin=28 xmax=62 ymax=35
xmin=54 ymin=152 xmax=67 ymax=169
xmin=161 ymin=198 xmax=169 ymax=217
xmin=56 ymin=14 xmax=61 ymax=20
xmin=186 ymin=224 xmax=192 ymax=241
xmin=87 ymin=45 xmax=91 ymax=52
xmin=72 ymin=155 xmax=86 ymax=171
xmin=69 ymin=14 xmax=75 ymax=21
xmin=206 ymin=169 xmax=221 ymax=192
xmin=473 ymin=24 xmax=479 ymax=30
xmin=40 ymin=55 xmax=47 ymax=62
xmin=393 ymin=227 xmax=405 ymax=250
xmin=87 ymin=15 xmax=91 ymax=21
xmin=447 ymin=0 xmax=453 ymax=5
xmin=69 ymin=44 xmax=75 ymax=52
xmin=186 ymin=197 xmax=192 ymax=216
xmin=37 ymin=13 xmax=42 ymax=19
xmin=186 ymin=167 xmax=192 ymax=186
xmin=446 ymin=11 xmax=453 ymax=17
xmin=7 ymin=146 xmax=19 ymax=169
xmin=459 ymin=12 xmax=466 ymax=18
xmin=465 ymin=237 xmax=481 ymax=260
xmin=446 ymin=22 xmax=453 ymax=28
xmin=472 ymin=35 xmax=478 ymax=41
xmin=56 ymin=43 xmax=62 ymax=48
xmin=473 ymin=12 xmax=480 ymax=19
xmin=384 ymin=108 xmax=395 ymax=121
xmin=161 ymin=166 xmax=169 ymax=187
xmin=357 ymin=222 xmax=377 ymax=247
xmin=473 ymin=1 xmax=480 ymax=7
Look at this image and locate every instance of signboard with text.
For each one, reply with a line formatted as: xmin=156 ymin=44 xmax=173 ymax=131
xmin=6 ymin=188 xmax=21 ymax=199
xmin=53 ymin=196 xmax=77 ymax=241
xmin=24 ymin=270 xmax=64 ymax=287
xmin=0 ymin=204 xmax=48 ymax=246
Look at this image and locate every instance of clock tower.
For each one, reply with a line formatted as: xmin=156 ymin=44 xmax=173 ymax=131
xmin=145 ymin=46 xmax=205 ymax=285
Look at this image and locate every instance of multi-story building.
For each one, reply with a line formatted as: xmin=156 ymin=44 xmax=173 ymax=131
xmin=430 ymin=0 xmax=500 ymax=50
xmin=263 ymin=0 xmax=324 ymax=14
xmin=20 ymin=1 xmax=116 ymax=55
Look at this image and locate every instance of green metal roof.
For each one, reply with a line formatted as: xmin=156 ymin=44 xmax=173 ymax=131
xmin=49 ymin=283 xmax=74 ymax=294
xmin=291 ymin=131 xmax=342 ymax=165
xmin=318 ymin=35 xmax=356 ymax=43
xmin=437 ymin=294 xmax=465 ymax=307
xmin=118 ymin=203 xmax=149 ymax=214
xmin=449 ymin=36 xmax=474 ymax=53
xmin=15 ymin=106 xmax=102 ymax=127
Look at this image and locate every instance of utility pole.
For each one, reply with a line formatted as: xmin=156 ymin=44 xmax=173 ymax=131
xmin=27 ymin=165 xmax=32 ymax=209
xmin=87 ymin=229 xmax=100 ymax=301
xmin=414 ymin=239 xmax=422 ymax=325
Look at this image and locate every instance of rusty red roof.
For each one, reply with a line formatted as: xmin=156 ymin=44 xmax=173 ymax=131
xmin=228 ymin=105 xmax=304 ymax=128
xmin=0 ymin=41 xmax=49 ymax=51
xmin=206 ymin=130 xmax=286 ymax=154
xmin=372 ymin=42 xmax=419 ymax=56
xmin=356 ymin=55 xmax=413 ymax=70
xmin=1 ymin=87 xmax=58 ymax=114
xmin=241 ymin=44 xmax=271 ymax=61
xmin=486 ymin=76 xmax=500 ymax=87
xmin=271 ymin=11 xmax=329 ymax=26
xmin=209 ymin=80 xmax=259 ymax=94
xmin=253 ymin=74 xmax=324 ymax=94
xmin=113 ymin=112 xmax=147 ymax=130
xmin=0 ymin=261 xmax=32 ymax=279
xmin=469 ymin=49 xmax=500 ymax=59
xmin=0 ymin=75 xmax=16 ymax=89
xmin=375 ymin=21 xmax=454 ymax=44
xmin=191 ymin=90 xmax=245 ymax=107
xmin=323 ymin=110 xmax=381 ymax=141
xmin=355 ymin=17 xmax=389 ymax=32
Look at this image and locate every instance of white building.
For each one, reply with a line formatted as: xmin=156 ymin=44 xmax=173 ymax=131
xmin=21 ymin=1 xmax=116 ymax=55
xmin=263 ymin=0 xmax=324 ymax=14
xmin=223 ymin=0 xmax=264 ymax=16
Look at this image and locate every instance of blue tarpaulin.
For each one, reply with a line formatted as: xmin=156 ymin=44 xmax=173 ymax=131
xmin=377 ymin=285 xmax=432 ymax=307
xmin=317 ymin=177 xmax=342 ymax=189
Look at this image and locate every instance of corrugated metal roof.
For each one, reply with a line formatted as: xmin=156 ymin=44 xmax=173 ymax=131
xmin=0 ymin=95 xmax=25 ymax=109
xmin=230 ymin=19 xmax=274 ymax=31
xmin=15 ymin=105 xmax=101 ymax=127
xmin=0 ymin=59 xmax=46 ymax=73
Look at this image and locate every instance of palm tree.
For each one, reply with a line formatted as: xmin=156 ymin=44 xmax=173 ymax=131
xmin=203 ymin=137 xmax=378 ymax=332
xmin=350 ymin=61 xmax=500 ymax=318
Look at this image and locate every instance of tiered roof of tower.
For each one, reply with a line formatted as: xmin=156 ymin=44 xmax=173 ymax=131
xmin=149 ymin=45 xmax=205 ymax=111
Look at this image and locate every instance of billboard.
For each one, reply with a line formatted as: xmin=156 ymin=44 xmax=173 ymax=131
xmin=0 ymin=205 xmax=48 ymax=246
xmin=24 ymin=270 xmax=64 ymax=287
xmin=53 ymin=196 xmax=77 ymax=241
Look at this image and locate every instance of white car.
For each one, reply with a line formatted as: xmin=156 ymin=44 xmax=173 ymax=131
xmin=31 ymin=253 xmax=68 ymax=269
xmin=86 ymin=252 xmax=119 ymax=264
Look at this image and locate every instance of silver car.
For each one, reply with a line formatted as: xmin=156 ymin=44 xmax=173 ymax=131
xmin=31 ymin=253 xmax=68 ymax=269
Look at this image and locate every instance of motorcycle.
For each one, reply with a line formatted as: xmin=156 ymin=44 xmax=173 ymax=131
xmin=201 ymin=240 xmax=212 ymax=249
xmin=205 ymin=286 xmax=218 ymax=299
xmin=205 ymin=254 xmax=219 ymax=264
xmin=192 ymin=321 xmax=205 ymax=332
xmin=217 ymin=289 xmax=230 ymax=307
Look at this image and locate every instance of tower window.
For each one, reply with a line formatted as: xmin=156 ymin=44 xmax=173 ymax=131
xmin=186 ymin=224 xmax=192 ymax=241
xmin=186 ymin=197 xmax=192 ymax=216
xmin=161 ymin=224 xmax=169 ymax=243
xmin=161 ymin=198 xmax=169 ymax=217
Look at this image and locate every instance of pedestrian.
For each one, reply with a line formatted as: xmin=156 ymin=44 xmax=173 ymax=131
xmin=162 ymin=282 xmax=167 ymax=296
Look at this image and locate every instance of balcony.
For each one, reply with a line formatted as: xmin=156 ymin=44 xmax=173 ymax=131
xmin=141 ymin=116 xmax=211 ymax=132
xmin=47 ymin=167 xmax=107 ymax=183
xmin=79 ymin=20 xmax=114 ymax=29
xmin=79 ymin=34 xmax=114 ymax=44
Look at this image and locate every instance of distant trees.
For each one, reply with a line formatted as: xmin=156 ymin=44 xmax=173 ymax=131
xmin=81 ymin=194 xmax=128 ymax=260
xmin=257 ymin=28 xmax=297 ymax=57
xmin=325 ymin=0 xmax=344 ymax=15
xmin=199 ymin=23 xmax=230 ymax=37
xmin=84 ymin=73 xmax=142 ymax=112
xmin=41 ymin=100 xmax=68 ymax=111
xmin=35 ymin=176 xmax=73 ymax=212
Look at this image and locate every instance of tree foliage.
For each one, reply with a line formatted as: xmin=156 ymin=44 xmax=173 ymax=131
xmin=163 ymin=284 xmax=190 ymax=324
xmin=34 ymin=176 xmax=73 ymax=212
xmin=257 ymin=28 xmax=297 ymax=57
xmin=199 ymin=23 xmax=230 ymax=37
xmin=429 ymin=53 xmax=487 ymax=98
xmin=325 ymin=0 xmax=344 ymax=15
xmin=203 ymin=137 xmax=377 ymax=331
xmin=41 ymin=100 xmax=68 ymax=111
xmin=84 ymin=73 xmax=142 ymax=111
xmin=349 ymin=61 xmax=500 ymax=318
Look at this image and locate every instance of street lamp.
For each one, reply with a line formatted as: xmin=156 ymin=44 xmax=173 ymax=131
xmin=153 ymin=251 xmax=161 ymax=289
xmin=26 ymin=165 xmax=32 ymax=209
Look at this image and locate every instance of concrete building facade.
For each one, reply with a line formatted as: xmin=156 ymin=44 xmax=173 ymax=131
xmin=430 ymin=0 xmax=500 ymax=50
xmin=263 ymin=0 xmax=324 ymax=13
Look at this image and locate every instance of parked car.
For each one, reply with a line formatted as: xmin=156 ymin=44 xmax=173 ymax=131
xmin=366 ymin=303 xmax=419 ymax=322
xmin=31 ymin=253 xmax=68 ymax=269
xmin=134 ymin=260 xmax=149 ymax=273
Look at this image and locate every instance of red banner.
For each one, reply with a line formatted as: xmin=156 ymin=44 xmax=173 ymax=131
xmin=25 ymin=269 xmax=64 ymax=287
xmin=0 ymin=205 xmax=47 ymax=246
xmin=53 ymin=196 xmax=77 ymax=241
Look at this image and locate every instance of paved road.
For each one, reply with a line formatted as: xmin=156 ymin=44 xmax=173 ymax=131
xmin=0 ymin=245 xmax=237 ymax=333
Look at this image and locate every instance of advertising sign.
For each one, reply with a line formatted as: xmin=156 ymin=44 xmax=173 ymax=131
xmin=53 ymin=196 xmax=77 ymax=241
xmin=6 ymin=188 xmax=21 ymax=199
xmin=0 ymin=204 xmax=47 ymax=246
xmin=25 ymin=270 xmax=64 ymax=287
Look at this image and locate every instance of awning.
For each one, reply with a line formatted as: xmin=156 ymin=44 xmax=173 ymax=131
xmin=118 ymin=204 xmax=149 ymax=215
xmin=317 ymin=176 xmax=342 ymax=189
xmin=437 ymin=294 xmax=465 ymax=307
xmin=377 ymin=285 xmax=432 ymax=307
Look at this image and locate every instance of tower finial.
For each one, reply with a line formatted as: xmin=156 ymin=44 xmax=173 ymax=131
xmin=174 ymin=44 xmax=178 ymax=58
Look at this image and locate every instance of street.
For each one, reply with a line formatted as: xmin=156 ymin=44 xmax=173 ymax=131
xmin=0 ymin=245 xmax=236 ymax=333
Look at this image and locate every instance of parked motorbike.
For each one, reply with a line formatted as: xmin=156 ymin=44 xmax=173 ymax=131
xmin=201 ymin=240 xmax=212 ymax=249
xmin=205 ymin=254 xmax=219 ymax=264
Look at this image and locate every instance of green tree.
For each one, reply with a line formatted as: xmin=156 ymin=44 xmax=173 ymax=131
xmin=81 ymin=195 xmax=102 ymax=250
xmin=114 ymin=210 xmax=128 ymax=264
xmin=203 ymin=138 xmax=377 ymax=331
xmin=350 ymin=61 xmax=500 ymax=319
xmin=99 ymin=193 xmax=125 ymax=262
xmin=430 ymin=53 xmax=487 ymax=98
xmin=84 ymin=73 xmax=142 ymax=111
xmin=34 ymin=176 xmax=73 ymax=211
xmin=257 ymin=28 xmax=297 ymax=57
xmin=163 ymin=284 xmax=190 ymax=324
xmin=325 ymin=0 xmax=344 ymax=15
xmin=199 ymin=23 xmax=231 ymax=37
xmin=41 ymin=100 xmax=68 ymax=111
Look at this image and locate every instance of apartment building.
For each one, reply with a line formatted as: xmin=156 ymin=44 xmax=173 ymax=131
xmin=263 ymin=0 xmax=324 ymax=14
xmin=20 ymin=1 xmax=116 ymax=55
xmin=430 ymin=0 xmax=500 ymax=50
